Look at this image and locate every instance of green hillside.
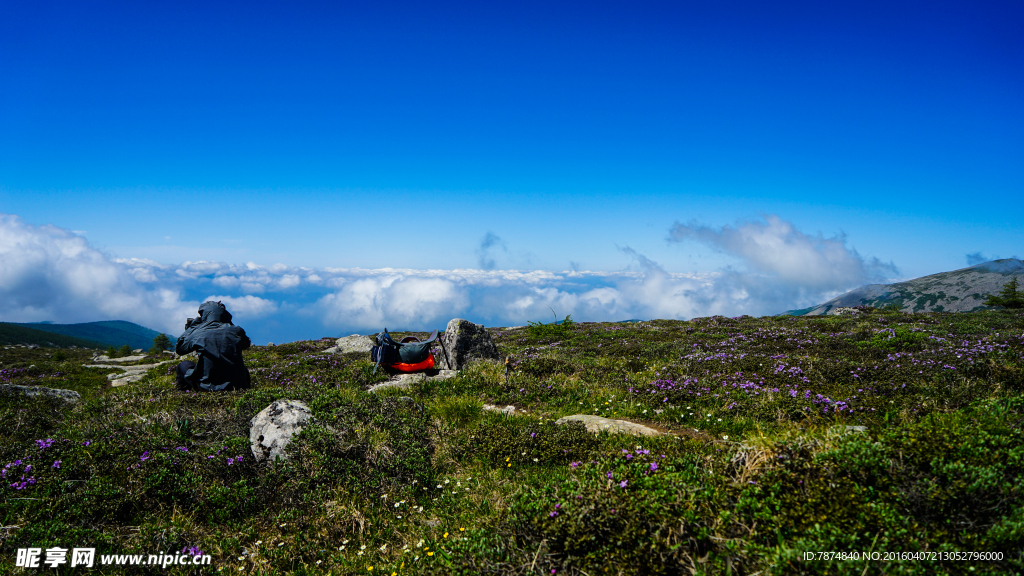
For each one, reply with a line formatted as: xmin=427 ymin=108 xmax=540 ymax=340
xmin=12 ymin=320 xmax=167 ymax=350
xmin=0 ymin=323 xmax=105 ymax=349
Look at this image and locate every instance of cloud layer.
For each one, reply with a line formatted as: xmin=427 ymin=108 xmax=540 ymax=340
xmin=0 ymin=213 xmax=895 ymax=343
xmin=669 ymin=215 xmax=898 ymax=290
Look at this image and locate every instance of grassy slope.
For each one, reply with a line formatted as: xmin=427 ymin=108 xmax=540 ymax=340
xmin=13 ymin=320 xmax=165 ymax=350
xmin=1 ymin=311 xmax=1022 ymax=575
xmin=0 ymin=322 xmax=105 ymax=349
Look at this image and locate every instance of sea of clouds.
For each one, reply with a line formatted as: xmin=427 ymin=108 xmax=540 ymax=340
xmin=0 ymin=213 xmax=900 ymax=344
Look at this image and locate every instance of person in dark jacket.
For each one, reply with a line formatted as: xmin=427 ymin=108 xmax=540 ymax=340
xmin=174 ymin=301 xmax=251 ymax=391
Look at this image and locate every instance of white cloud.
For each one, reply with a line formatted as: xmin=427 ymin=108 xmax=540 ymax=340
xmin=212 ymin=275 xmax=241 ymax=289
xmin=668 ymin=214 xmax=898 ymax=290
xmin=113 ymin=257 xmax=166 ymax=283
xmin=276 ymin=274 xmax=300 ymax=290
xmin=203 ymin=295 xmax=279 ymax=319
xmin=0 ymin=214 xmax=196 ymax=334
xmin=314 ymin=275 xmax=470 ymax=330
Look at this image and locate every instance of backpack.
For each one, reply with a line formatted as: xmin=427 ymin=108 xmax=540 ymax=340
xmin=371 ymin=329 xmax=439 ymax=374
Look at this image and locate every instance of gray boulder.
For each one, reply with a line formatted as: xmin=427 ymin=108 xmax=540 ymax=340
xmin=325 ymin=334 xmax=375 ymax=355
xmin=0 ymin=384 xmax=81 ymax=404
xmin=437 ymin=319 xmax=501 ymax=370
xmin=249 ymin=400 xmax=314 ymax=462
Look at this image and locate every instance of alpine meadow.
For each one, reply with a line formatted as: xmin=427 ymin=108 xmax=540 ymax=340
xmin=2 ymin=306 xmax=1023 ymax=574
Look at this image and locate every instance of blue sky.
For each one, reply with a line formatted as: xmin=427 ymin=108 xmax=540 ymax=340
xmin=1 ymin=1 xmax=1021 ymax=343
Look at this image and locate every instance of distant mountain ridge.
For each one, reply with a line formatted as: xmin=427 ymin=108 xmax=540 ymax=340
xmin=9 ymin=320 xmax=167 ymax=350
xmin=783 ymin=258 xmax=1024 ymax=316
xmin=0 ymin=323 xmax=105 ymax=349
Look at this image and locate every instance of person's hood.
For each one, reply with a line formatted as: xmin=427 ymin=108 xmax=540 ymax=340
xmin=197 ymin=301 xmax=232 ymax=325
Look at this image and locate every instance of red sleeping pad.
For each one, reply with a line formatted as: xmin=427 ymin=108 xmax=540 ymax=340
xmin=389 ymin=353 xmax=436 ymax=373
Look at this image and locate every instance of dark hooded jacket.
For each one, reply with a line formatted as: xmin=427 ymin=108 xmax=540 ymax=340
xmin=175 ymin=301 xmax=251 ymax=391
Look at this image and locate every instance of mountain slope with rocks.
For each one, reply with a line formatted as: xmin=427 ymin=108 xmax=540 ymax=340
xmin=784 ymin=258 xmax=1024 ymax=316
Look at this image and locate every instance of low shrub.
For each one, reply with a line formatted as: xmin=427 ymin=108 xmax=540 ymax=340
xmin=472 ymin=415 xmax=598 ymax=469
xmin=285 ymin=395 xmax=435 ymax=500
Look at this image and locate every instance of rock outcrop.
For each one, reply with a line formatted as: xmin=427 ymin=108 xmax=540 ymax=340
xmin=437 ymin=319 xmax=501 ymax=370
xmin=84 ymin=359 xmax=175 ymax=387
xmin=0 ymin=384 xmax=81 ymax=403
xmin=483 ymin=404 xmax=520 ymax=415
xmin=367 ymin=370 xmax=458 ymax=394
xmin=249 ymin=400 xmax=314 ymax=462
xmin=554 ymin=414 xmax=663 ymax=436
xmin=91 ymin=354 xmax=148 ymax=363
